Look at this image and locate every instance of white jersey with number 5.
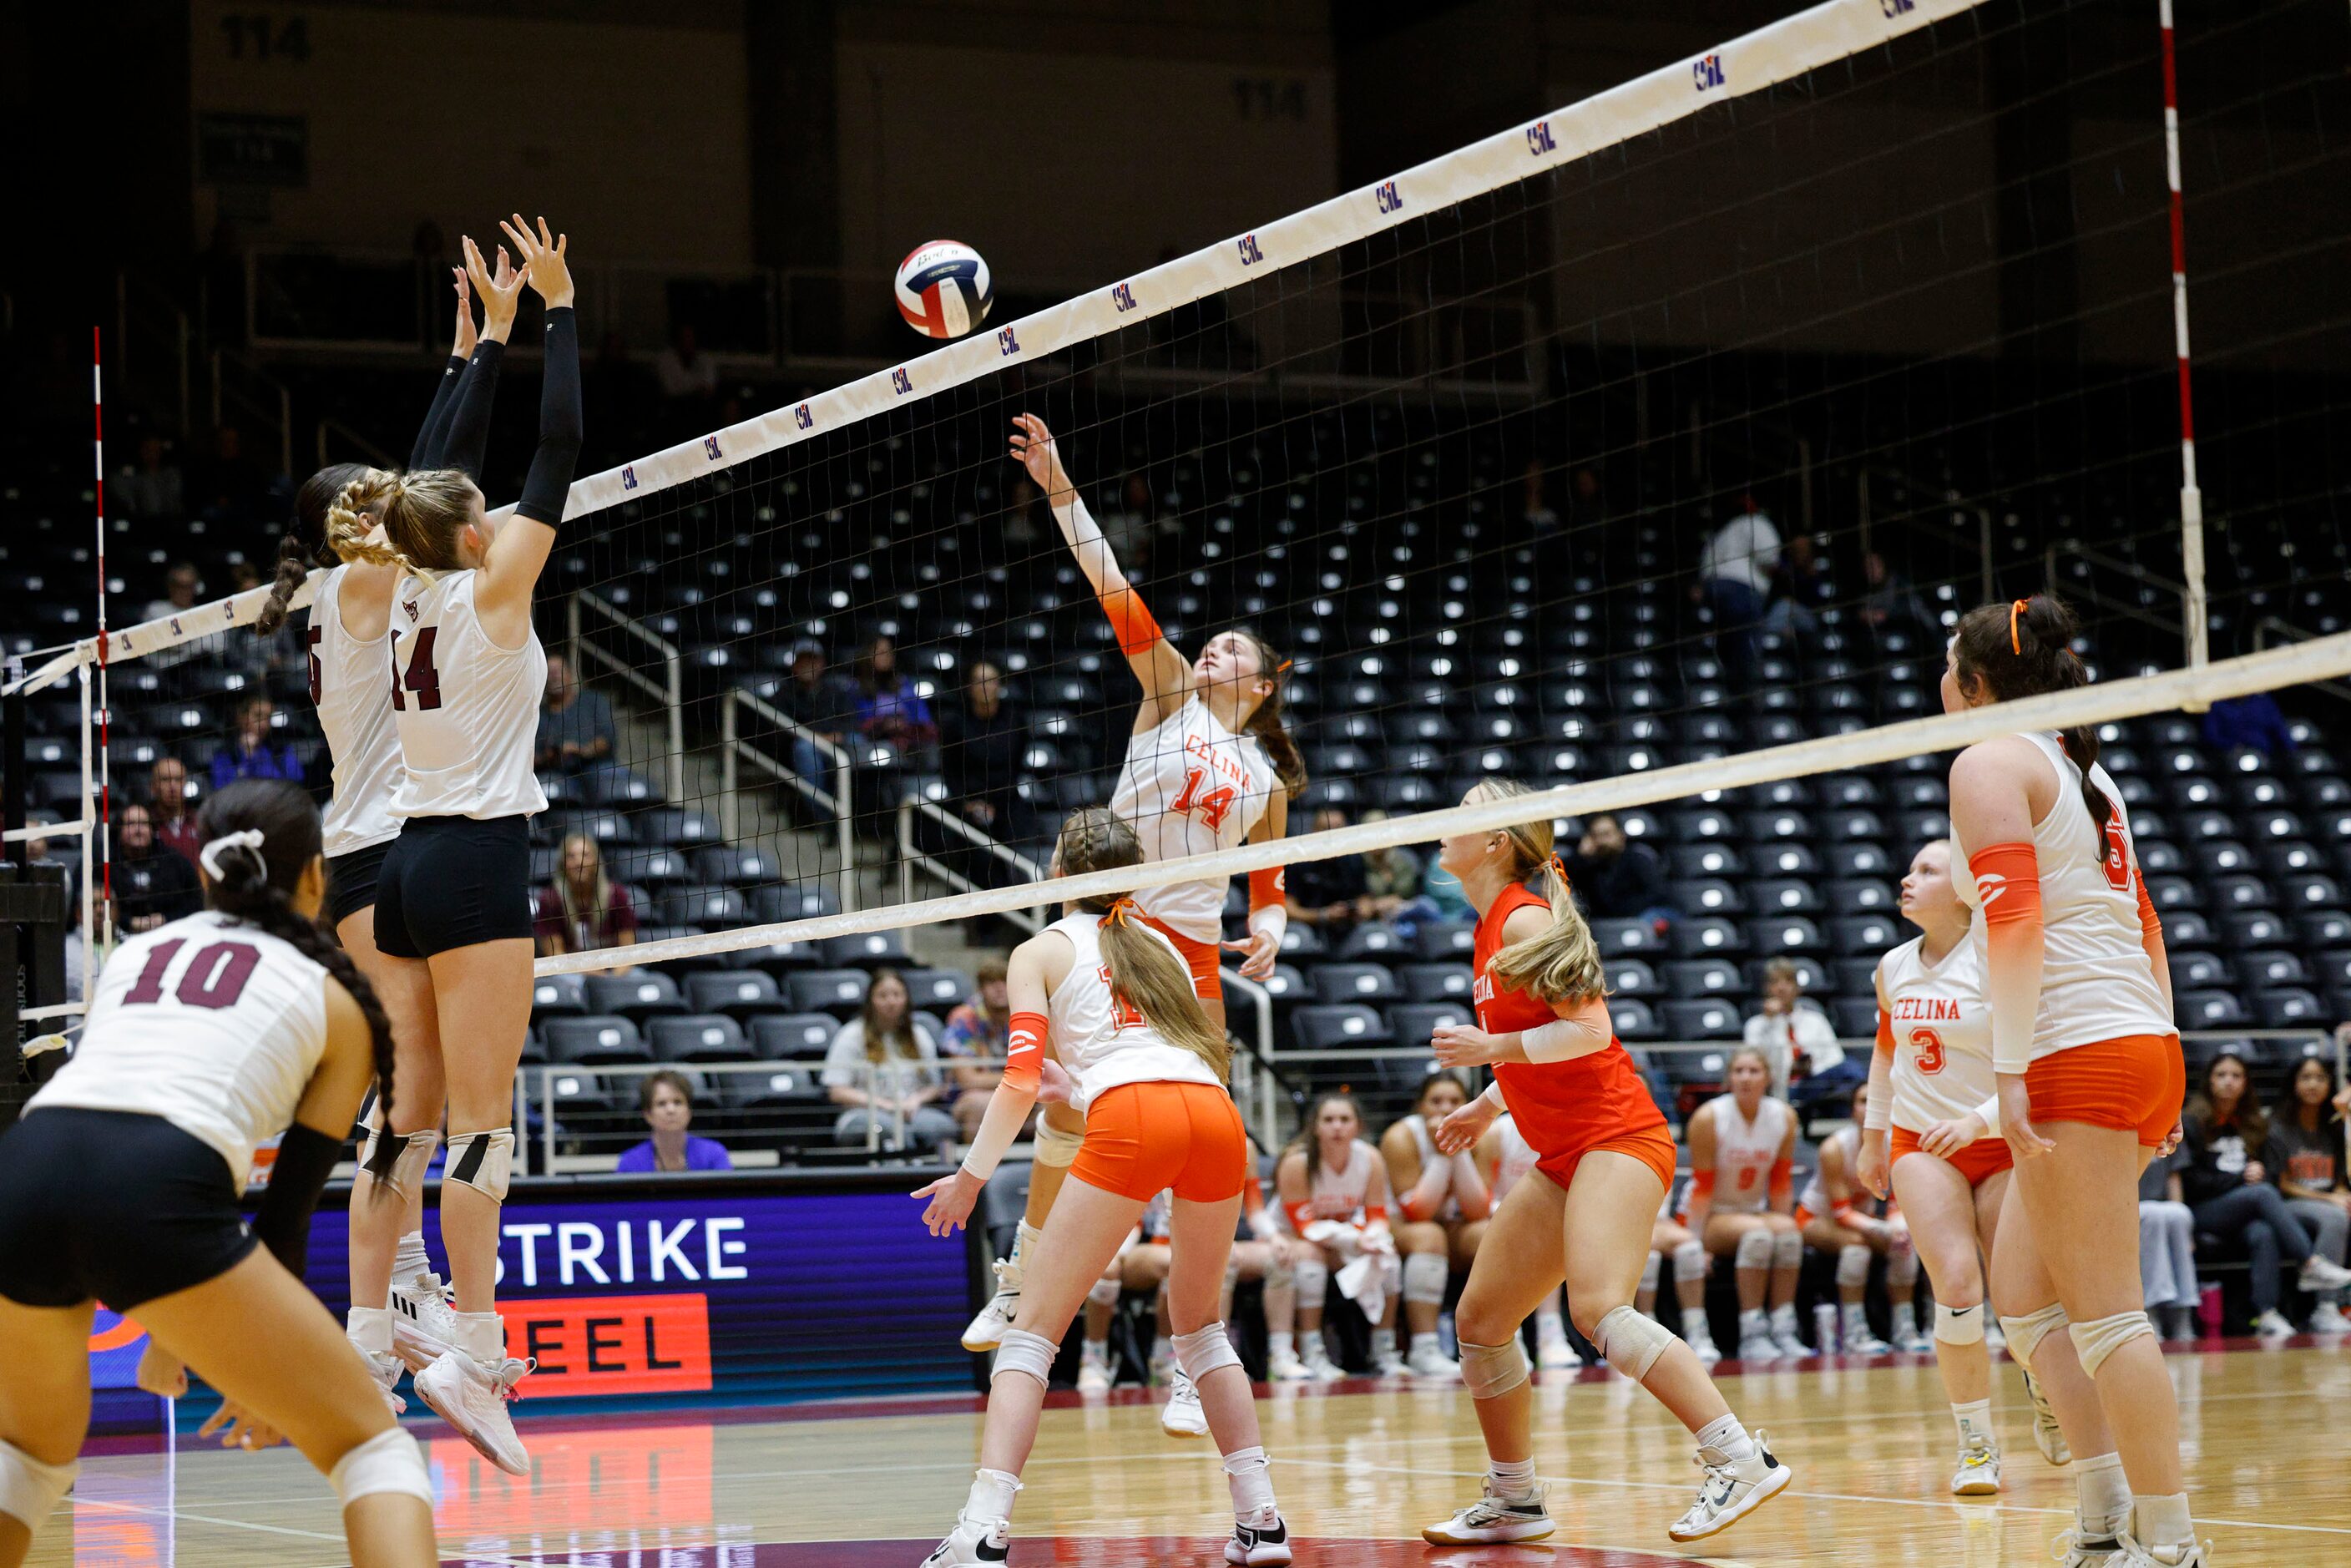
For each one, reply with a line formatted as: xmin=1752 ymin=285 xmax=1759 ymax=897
xmin=388 ymin=569 xmax=547 ymax=821
xmin=1877 ymin=933 xmax=1995 ymax=1133
xmin=1044 ymin=913 xmax=1223 ymax=1113
xmin=1110 ymin=695 xmax=1276 ymax=943
xmin=306 ymin=566 xmax=404 ymax=858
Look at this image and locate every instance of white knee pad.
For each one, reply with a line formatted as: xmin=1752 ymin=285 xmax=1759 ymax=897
xmin=0 ymin=1437 xmax=77 ymax=1530
xmin=1735 ymin=1228 xmax=1776 ymax=1270
xmin=1640 ymin=1252 xmax=1662 ymax=1293
xmin=1593 ymin=1304 xmax=1677 ymax=1381
xmin=1171 ymin=1322 xmax=1241 ymax=1382
xmin=1458 ymin=1337 xmax=1529 ymax=1400
xmin=1999 ymin=1302 xmax=2070 ymax=1373
xmin=1293 ymin=1254 xmax=1330 ymax=1307
xmin=328 ymin=1426 xmax=432 ymax=1508
xmin=1033 ymin=1114 xmax=1084 ymax=1169
xmin=1836 ymin=1245 xmax=1873 ymax=1290
xmin=1403 ymin=1252 xmax=1449 ymax=1307
xmin=1672 ymin=1239 xmax=1709 ymax=1283
xmin=443 ymin=1128 xmax=513 ymax=1201
xmin=1772 ymin=1228 xmax=1804 ymax=1270
xmin=1381 ymin=1252 xmax=1403 ymax=1297
xmin=1934 ymin=1302 xmax=1987 ymax=1346
xmin=991 ymin=1327 xmax=1059 ymax=1389
xmin=2068 ymin=1311 xmax=2155 ymax=1379
xmin=373 ymin=1130 xmax=439 ymax=1198
xmin=1088 ymin=1274 xmax=1121 ymax=1308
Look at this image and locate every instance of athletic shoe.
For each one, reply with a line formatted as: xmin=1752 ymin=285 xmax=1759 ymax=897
xmin=2113 ymin=1532 xmax=2212 ymax=1566
xmin=413 ymin=1349 xmax=533 ymax=1476
xmin=2023 ymin=1370 xmax=2070 ymax=1466
xmin=1368 ymin=1343 xmax=1408 ymax=1378
xmin=1408 ymin=1340 xmax=1462 ymax=1379
xmin=1148 ymin=1344 xmax=1176 ymax=1386
xmin=1267 ymin=1344 xmax=1312 ymax=1382
xmin=2051 ymin=1527 xmax=2126 ymax=1566
xmin=1843 ymin=1322 xmax=1893 ymax=1356
xmin=2296 ymin=1255 xmax=2351 ymax=1293
xmin=388 ymin=1270 xmax=462 ymax=1374
xmin=1686 ymin=1329 xmax=1722 ymax=1368
xmin=359 ymin=1348 xmax=407 ymax=1416
xmin=1302 ymin=1342 xmax=1346 ymax=1383
xmin=1737 ymin=1330 xmax=1781 ymax=1366
xmin=1225 ymin=1510 xmax=1292 ymax=1565
xmin=2308 ymin=1302 xmax=2350 ymax=1336
xmin=1950 ymin=1435 xmax=2001 ymax=1496
xmin=1422 ymin=1483 xmax=1555 ymax=1545
xmin=1666 ymin=1433 xmax=1792 ymax=1543
xmin=1535 ymin=1338 xmax=1583 ymax=1371
xmin=921 ymin=1514 xmax=1010 ymax=1566
xmin=1897 ymin=1324 xmax=1937 ymax=1354
xmin=2254 ymin=1308 xmax=2297 ymax=1338
xmin=1160 ymin=1369 xmax=1209 ymax=1438
xmin=1075 ymin=1349 xmax=1112 ymax=1394
xmin=961 ymin=1259 xmax=1020 ymax=1353
xmin=1770 ymin=1322 xmax=1810 ymax=1360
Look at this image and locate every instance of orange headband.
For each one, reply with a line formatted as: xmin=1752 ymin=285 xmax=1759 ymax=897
xmin=2010 ymin=598 xmax=2030 ymax=655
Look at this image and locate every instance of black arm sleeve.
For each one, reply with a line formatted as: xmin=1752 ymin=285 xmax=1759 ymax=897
xmin=409 ymin=356 xmax=466 ymax=470
xmin=249 ymin=1122 xmax=341 ymax=1280
xmin=514 ymin=306 xmax=584 ymax=525
xmin=435 ymin=340 xmax=507 ymax=480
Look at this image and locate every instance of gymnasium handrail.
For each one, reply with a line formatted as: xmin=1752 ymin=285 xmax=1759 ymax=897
xmin=567 ymin=589 xmax=687 ymax=807
xmin=720 ymin=685 xmax=858 ymax=915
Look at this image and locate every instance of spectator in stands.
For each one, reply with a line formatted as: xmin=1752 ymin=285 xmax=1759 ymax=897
xmin=114 ymin=802 xmax=200 ymax=933
xmin=823 ymin=968 xmax=954 ymax=1153
xmin=1858 ymin=549 xmax=1932 ymax=640
xmin=654 ymin=321 xmax=718 ymax=430
xmin=616 ymin=1070 xmax=733 ymax=1173
xmin=144 ymin=561 xmax=202 ymax=626
xmin=940 ymin=959 xmax=1029 ymax=1143
xmin=2137 ymin=1142 xmax=2200 ymax=1342
xmin=1742 ymin=957 xmax=1852 ymax=1098
xmin=533 ymin=832 xmax=639 ymax=972
xmin=534 ymin=653 xmax=618 ymax=775
xmin=2271 ymin=1055 xmax=2351 ymax=1333
xmin=1563 ymin=812 xmax=1672 ymax=926
xmin=941 ymin=660 xmax=1026 ymax=839
xmin=1355 ymin=810 xmax=1423 ymax=923
xmin=772 ymin=640 xmax=855 ymax=791
xmin=208 ymin=696 xmax=301 ymax=789
xmin=147 ymin=756 xmax=202 ymax=864
xmin=2200 ymin=692 xmax=2295 ymax=758
xmin=1761 ymin=533 xmax=1828 ymax=636
xmin=2181 ymin=1051 xmax=2351 ymax=1335
xmin=1691 ymin=498 xmax=1779 ymax=667
xmin=852 ymin=635 xmax=938 ymax=761
xmin=118 ymin=434 xmax=185 ymax=519
xmin=1285 ymin=805 xmax=1371 ymax=934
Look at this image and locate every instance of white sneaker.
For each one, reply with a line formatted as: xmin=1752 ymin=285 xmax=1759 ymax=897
xmin=388 ymin=1270 xmax=462 ymax=1374
xmin=1075 ymin=1350 xmax=1112 ymax=1395
xmin=1687 ymin=1329 xmax=1722 ymax=1368
xmin=962 ymin=1259 xmax=1021 ymax=1353
xmin=1737 ymin=1331 xmax=1782 ymax=1366
xmin=1843 ymin=1319 xmax=1893 ymax=1355
xmin=2023 ymin=1370 xmax=2071 ymax=1465
xmin=412 ymin=1348 xmax=533 ymax=1475
xmin=1535 ymin=1338 xmax=1583 ymax=1371
xmin=1951 ymin=1435 xmax=2002 ymax=1495
xmin=1160 ymin=1368 xmax=1209 ymax=1438
xmin=1408 ymin=1340 xmax=1461 ymax=1379
xmin=1267 ymin=1344 xmax=1312 ymax=1382
xmin=2296 ymin=1255 xmax=2351 ymax=1292
xmin=1302 ymin=1343 xmax=1346 ymax=1383
xmin=2308 ymin=1302 xmax=2350 ymax=1335
xmin=1667 ymin=1433 xmax=1792 ymax=1543
xmin=1897 ymin=1323 xmax=1937 ymax=1353
xmin=1771 ymin=1323 xmax=1810 ymax=1360
xmin=359 ymin=1348 xmax=407 ymax=1416
xmin=2255 ymin=1308 xmax=2297 ymax=1338
xmin=1369 ymin=1343 xmax=1408 ymax=1378
xmin=922 ymin=1512 xmax=1010 ymax=1567
xmin=2051 ymin=1526 xmax=2126 ymax=1566
xmin=1225 ymin=1510 xmax=1292 ymax=1565
xmin=2114 ymin=1531 xmax=2213 ymax=1566
xmin=1422 ymin=1483 xmax=1555 ymax=1545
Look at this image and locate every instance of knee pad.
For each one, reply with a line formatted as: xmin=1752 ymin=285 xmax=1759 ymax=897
xmin=1381 ymin=1252 xmax=1403 ymax=1295
xmin=1673 ymin=1239 xmax=1709 ymax=1284
xmin=372 ymin=1130 xmax=439 ymax=1199
xmin=1934 ymin=1302 xmax=1986 ymax=1346
xmin=1593 ymin=1304 xmax=1677 ymax=1381
xmin=1088 ymin=1274 xmax=1121 ymax=1308
xmin=1293 ymin=1254 xmax=1330 ymax=1307
xmin=1735 ymin=1228 xmax=1776 ymax=1270
xmin=328 ymin=1426 xmax=432 ymax=1508
xmin=1403 ymin=1252 xmax=1449 ymax=1307
xmin=1458 ymin=1337 xmax=1529 ymax=1400
xmin=1837 ymin=1245 xmax=1873 ymax=1290
xmin=2067 ymin=1311 xmax=2155 ymax=1379
xmin=0 ymin=1437 xmax=77 ymax=1531
xmin=1033 ymin=1114 xmax=1083 ymax=1169
xmin=1772 ymin=1228 xmax=1804 ymax=1270
xmin=991 ymin=1327 xmax=1058 ymax=1389
xmin=443 ymin=1128 xmax=513 ymax=1201
xmin=1171 ymin=1322 xmax=1241 ymax=1382
xmin=1998 ymin=1302 xmax=2070 ymax=1373
xmin=1640 ymin=1252 xmax=1662 ymax=1293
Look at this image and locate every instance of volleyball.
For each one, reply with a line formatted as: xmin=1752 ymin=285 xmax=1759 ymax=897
xmin=894 ymin=240 xmax=993 ymax=340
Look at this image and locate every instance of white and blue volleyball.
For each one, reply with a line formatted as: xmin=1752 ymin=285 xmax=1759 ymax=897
xmin=894 ymin=240 xmax=993 ymax=340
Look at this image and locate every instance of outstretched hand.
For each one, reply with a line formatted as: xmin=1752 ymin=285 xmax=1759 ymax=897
xmin=1009 ymin=413 xmax=1074 ymax=506
xmin=451 ymin=267 xmax=477 ymax=359
xmin=500 ymin=214 xmax=574 ymax=310
xmin=197 ymin=1399 xmax=283 ymax=1451
xmin=463 ymin=235 xmax=527 ymax=341
xmin=1222 ymin=928 xmax=1279 ymax=981
xmin=1433 ymin=1092 xmax=1498 ymax=1156
xmin=912 ymin=1168 xmax=983 ymax=1237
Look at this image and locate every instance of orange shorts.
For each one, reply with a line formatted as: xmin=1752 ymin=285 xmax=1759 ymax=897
xmin=1139 ymin=914 xmax=1222 ymax=1002
xmin=1534 ymin=1122 xmax=1680 ymax=1200
xmin=1891 ymin=1125 xmax=2015 ymax=1188
xmin=1069 ymin=1080 xmax=1247 ymax=1203
xmin=2025 ymin=1034 xmax=2185 ymax=1149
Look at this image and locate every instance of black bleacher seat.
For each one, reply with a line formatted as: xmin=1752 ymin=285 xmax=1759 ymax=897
xmin=901 ymin=969 xmax=975 ymax=1012
xmin=1659 ymin=999 xmax=1742 ymax=1040
xmin=584 ymin=972 xmax=684 ymax=1022
xmin=543 ymin=1068 xmax=621 ymax=1127
xmin=1750 ymin=879 xmax=1822 ymax=914
xmin=1609 ymin=958 xmax=1661 ymax=996
xmin=1336 ymin=924 xmax=1409 ymax=961
xmin=2177 ymin=990 xmax=2251 ymax=1029
xmin=581 ymin=766 xmax=661 ymax=808
xmin=1398 ymin=963 xmax=1472 ymax=1003
xmin=1675 ymin=917 xmax=1747 ymax=957
xmin=1277 ymin=925 xmax=1326 ymax=962
xmin=720 ymin=1064 xmax=831 ymax=1136
xmin=1591 ymin=918 xmax=1666 ymax=958
xmin=1752 ymin=955 xmax=1828 ymax=994
xmin=822 ymin=930 xmax=913 ymax=968
xmin=2298 ymin=911 xmax=2351 ymax=948
xmin=1388 ymin=1003 xmax=1470 ymax=1050
xmin=1832 ymin=913 xmax=1899 ymax=955
xmin=1259 ymin=964 xmax=1310 ymax=1004
xmin=2170 ymin=951 xmax=2228 ymax=989
xmin=1312 ymin=964 xmax=1404 ymax=1005
xmin=788 ymin=969 xmax=872 ymax=1018
xmin=1674 ymin=878 xmax=1746 ymax=916
xmin=664 ymin=884 xmax=749 ymax=928
xmin=1662 ymin=959 xmax=1742 ymax=999
xmin=1829 ymin=997 xmax=1880 ymax=1037
xmin=2257 ymin=989 xmax=2325 ymax=1028
xmin=544 ymin=1015 xmax=650 ymax=1065
xmin=531 ymin=974 xmax=589 ymax=1020
xmin=609 ymin=845 xmax=694 ymax=888
xmin=685 ymin=969 xmax=785 ymax=1019
xmin=649 ymin=1014 xmax=756 ymax=1064
xmin=751 ymin=1013 xmax=839 ymax=1060
xmin=635 ymin=807 xmax=723 ymax=848
xmin=1289 ymin=1004 xmax=1393 ymax=1051
xmin=1612 ymin=997 xmax=1660 ymax=1039
xmin=1670 ymin=844 xmax=1746 ymax=878
xmin=2220 ymin=910 xmax=2289 ymax=948
xmin=1745 ymin=917 xmax=1821 ymax=957
xmin=694 ymin=845 xmax=782 ymax=885
xmin=1824 ymin=842 xmax=1893 ymax=878
xmin=1413 ymin=920 xmax=1478 ymax=961
xmin=2237 ymin=950 xmax=2310 ymax=989
xmin=1824 ymin=878 xmax=1893 ymax=913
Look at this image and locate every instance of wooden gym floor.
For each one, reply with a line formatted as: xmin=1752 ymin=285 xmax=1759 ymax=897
xmin=30 ymin=1340 xmax=2351 ymax=1566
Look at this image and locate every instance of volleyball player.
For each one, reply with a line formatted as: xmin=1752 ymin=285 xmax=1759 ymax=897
xmin=1640 ymin=1200 xmax=1716 ymax=1367
xmin=1423 ymin=780 xmax=1789 ymax=1546
xmin=1277 ymin=1093 xmax=1408 ymax=1378
xmin=965 ymin=414 xmax=1304 ymax=1358
xmin=1681 ymin=1047 xmax=1806 ymax=1362
xmin=1474 ymin=1110 xmax=1582 ymax=1368
xmin=1793 ymin=1081 xmax=1920 ymax=1357
xmin=0 ymin=781 xmax=436 ymax=1568
xmin=331 ymin=215 xmax=580 ymax=1473
xmin=914 ymin=808 xmax=1291 ymax=1567
xmin=1945 ymin=595 xmax=2202 ymax=1566
xmin=254 ymin=248 xmax=523 ymax=1410
xmin=1382 ymin=1071 xmax=1489 ymax=1377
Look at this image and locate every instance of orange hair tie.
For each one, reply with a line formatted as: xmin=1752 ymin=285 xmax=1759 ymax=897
xmin=1277 ymin=659 xmax=1293 ymax=675
xmin=2010 ymin=598 xmax=2030 ymax=655
xmin=1549 ymin=852 xmax=1571 ymax=888
xmin=1105 ymin=897 xmax=1138 ymax=928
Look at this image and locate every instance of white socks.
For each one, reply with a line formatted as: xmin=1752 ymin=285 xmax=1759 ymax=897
xmin=966 ymin=1467 xmax=1021 ymax=1524
xmin=1488 ymin=1454 xmax=1539 ymax=1503
xmin=454 ymin=1310 xmax=505 ymax=1364
xmin=1694 ymin=1413 xmax=1759 ymax=1468
xmin=1082 ymin=1338 xmax=1109 ymax=1361
xmin=347 ymin=1305 xmax=392 ymax=1357
xmin=392 ymin=1230 xmax=431 ymax=1290
xmin=1535 ymin=1309 xmax=1569 ymax=1348
xmin=1268 ymin=1331 xmax=1295 ymax=1358
xmin=1951 ymin=1399 xmax=1994 ymax=1449
xmin=1768 ymin=1302 xmax=1797 ymax=1337
xmin=1010 ymin=1221 xmax=1044 ymax=1281
xmin=1409 ymin=1331 xmax=1441 ymax=1358
xmin=1892 ymin=1300 xmax=1919 ymax=1342
xmin=1683 ymin=1307 xmax=1714 ymax=1343
xmin=2135 ymin=1493 xmax=2193 ymax=1554
xmin=1739 ymin=1308 xmax=1771 ymax=1340
xmin=2076 ymin=1450 xmax=2131 ymax=1538
xmin=1842 ymin=1302 xmax=1871 ymax=1338
xmin=1223 ymin=1445 xmax=1277 ymax=1520
xmin=1370 ymin=1327 xmax=1398 ymax=1360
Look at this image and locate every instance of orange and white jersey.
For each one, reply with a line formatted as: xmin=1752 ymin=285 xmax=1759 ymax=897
xmin=1280 ymin=1137 xmax=1383 ymax=1232
xmin=1950 ymin=731 xmax=2172 ymax=1058
xmin=1878 ymin=933 xmax=1995 ymax=1131
xmin=1489 ymin=1114 xmax=1540 ymax=1203
xmin=1398 ymin=1113 xmax=1461 ymax=1222
xmin=1109 ymin=695 xmax=1276 ymax=944
xmin=1796 ymin=1125 xmax=1878 ymax=1221
xmin=1688 ymin=1094 xmax=1792 ymax=1216
xmin=1043 ymin=912 xmax=1223 ymax=1114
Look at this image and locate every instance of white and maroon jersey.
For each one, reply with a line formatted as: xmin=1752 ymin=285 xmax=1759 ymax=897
xmin=1950 ymin=731 xmax=2173 ymax=1060
xmin=1796 ymin=1125 xmax=1878 ymax=1220
xmin=1878 ymin=933 xmax=1995 ymax=1132
xmin=1282 ymin=1137 xmax=1383 ymax=1232
xmin=1109 ymin=695 xmax=1277 ymax=943
xmin=306 ymin=566 xmax=404 ymax=858
xmin=388 ymin=569 xmax=548 ymax=821
xmin=1398 ymin=1113 xmax=1461 ymax=1222
xmin=29 ymin=910 xmax=328 ymax=1180
xmin=1044 ymin=913 xmax=1223 ymax=1114
xmin=1489 ymin=1114 xmax=1540 ymax=1203
xmin=1689 ymin=1094 xmax=1792 ymax=1216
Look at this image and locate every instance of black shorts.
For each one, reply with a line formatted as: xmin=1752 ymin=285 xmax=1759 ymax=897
xmin=374 ymin=814 xmax=534 ymax=959
xmin=325 ymin=839 xmax=394 ymax=928
xmin=0 ymin=1108 xmax=259 ymax=1311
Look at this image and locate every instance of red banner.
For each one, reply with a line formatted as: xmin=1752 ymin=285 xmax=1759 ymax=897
xmin=496 ymin=1292 xmax=711 ymax=1398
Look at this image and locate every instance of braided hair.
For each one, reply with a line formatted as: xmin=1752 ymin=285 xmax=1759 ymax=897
xmin=1951 ymin=593 xmax=2116 ymax=840
xmin=195 ymin=781 xmax=397 ymax=1130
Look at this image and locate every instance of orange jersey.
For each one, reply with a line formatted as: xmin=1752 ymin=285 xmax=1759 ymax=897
xmin=1476 ymin=884 xmax=1666 ymax=1163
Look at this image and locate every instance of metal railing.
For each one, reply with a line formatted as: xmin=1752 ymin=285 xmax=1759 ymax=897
xmin=2045 ymin=538 xmax=2192 ymax=640
xmin=719 ymin=685 xmax=857 ymax=915
xmin=893 ymin=796 xmax=1045 ymax=931
xmin=316 ymin=416 xmax=397 ymax=472
xmin=566 ymin=590 xmax=686 ymax=807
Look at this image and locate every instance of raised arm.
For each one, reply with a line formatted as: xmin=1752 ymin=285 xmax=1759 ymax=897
xmin=409 ymin=268 xmax=477 ymax=469
xmin=476 ymin=217 xmax=580 ymax=642
xmin=428 ymin=240 xmax=520 ymax=478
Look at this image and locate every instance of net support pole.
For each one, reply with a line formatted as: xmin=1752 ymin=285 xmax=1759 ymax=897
xmin=2160 ymin=0 xmax=2211 ymax=706
xmin=91 ymin=326 xmax=114 ymax=950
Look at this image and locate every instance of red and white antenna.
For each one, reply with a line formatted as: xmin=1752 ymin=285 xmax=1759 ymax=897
xmin=2159 ymin=0 xmax=2207 ymax=686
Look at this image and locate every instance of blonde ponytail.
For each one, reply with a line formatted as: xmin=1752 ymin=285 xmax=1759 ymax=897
xmin=325 ymin=469 xmax=410 ymax=568
xmin=1054 ymin=806 xmax=1231 ymax=1080
xmin=1471 ymin=779 xmax=1607 ymax=1006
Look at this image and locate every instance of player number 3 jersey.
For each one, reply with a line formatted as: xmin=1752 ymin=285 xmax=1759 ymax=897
xmin=1876 ymin=933 xmax=1995 ymax=1132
